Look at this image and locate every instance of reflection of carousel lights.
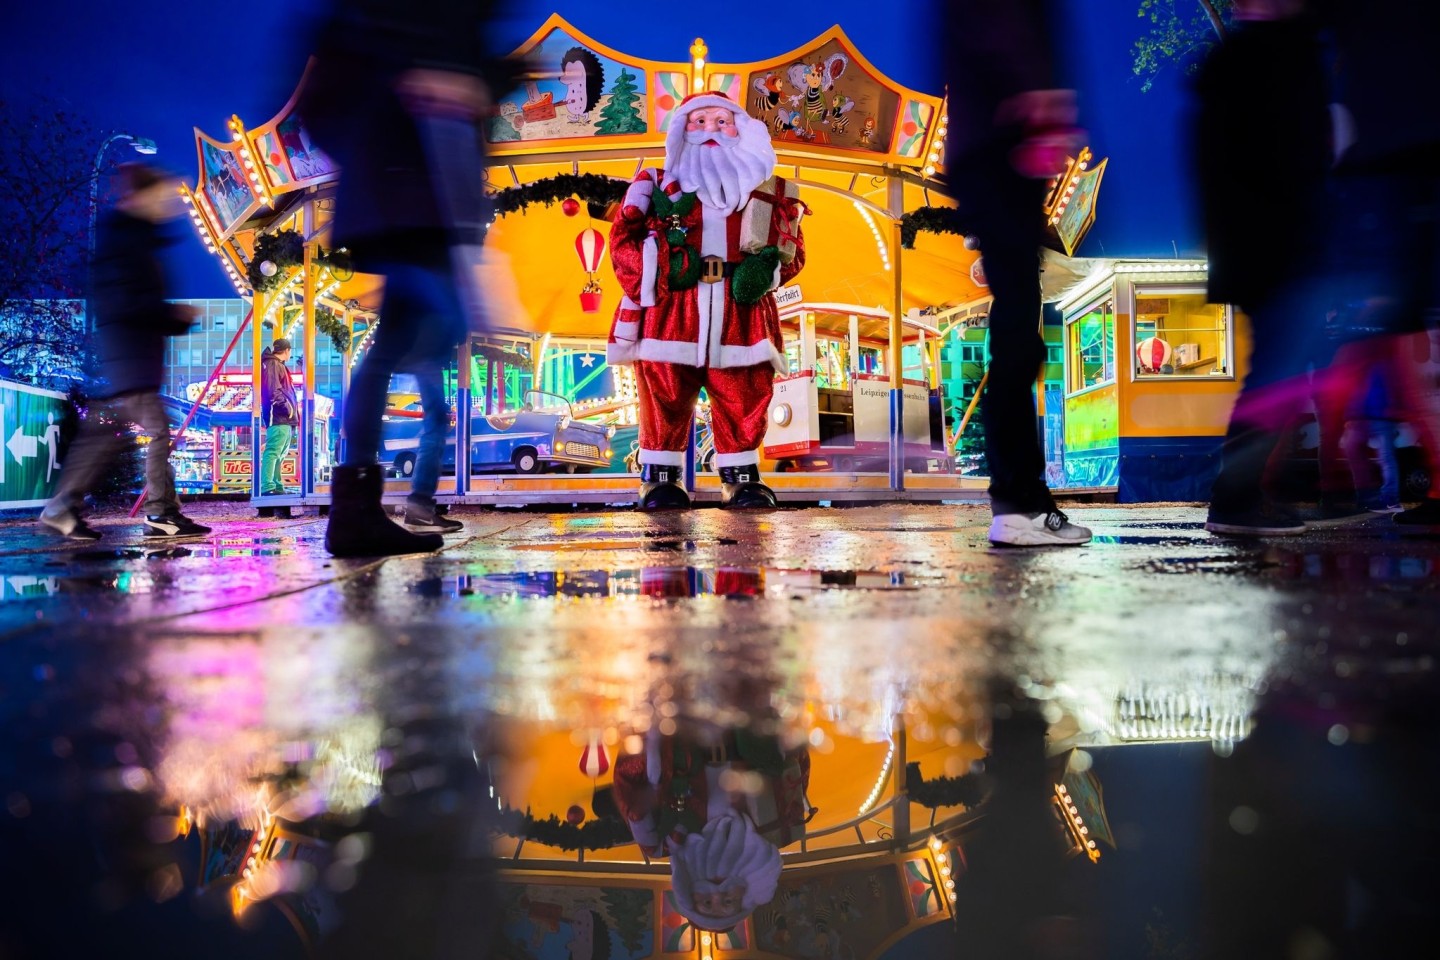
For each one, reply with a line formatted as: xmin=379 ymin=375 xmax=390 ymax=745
xmin=857 ymin=738 xmax=895 ymax=815
xmin=854 ymin=202 xmax=891 ymax=272
xmin=929 ymin=836 xmax=958 ymax=903
xmin=1055 ymin=783 xmax=1100 ymax=863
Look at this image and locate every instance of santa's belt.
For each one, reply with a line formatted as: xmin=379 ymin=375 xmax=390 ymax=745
xmin=700 ymin=256 xmax=738 ymax=285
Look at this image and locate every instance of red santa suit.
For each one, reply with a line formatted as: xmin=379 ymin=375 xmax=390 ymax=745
xmin=606 ymin=92 xmax=805 ymax=494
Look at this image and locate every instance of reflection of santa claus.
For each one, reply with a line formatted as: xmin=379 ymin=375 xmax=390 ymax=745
xmin=608 ymin=92 xmax=806 ymax=508
xmin=613 ymin=727 xmax=811 ymax=932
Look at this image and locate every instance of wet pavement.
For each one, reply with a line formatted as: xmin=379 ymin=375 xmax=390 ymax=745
xmin=1 ymin=501 xmax=1437 ymax=959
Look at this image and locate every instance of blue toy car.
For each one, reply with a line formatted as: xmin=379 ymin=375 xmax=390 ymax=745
xmin=382 ymin=391 xmax=614 ymax=476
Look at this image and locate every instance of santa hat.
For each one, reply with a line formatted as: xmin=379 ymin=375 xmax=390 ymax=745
xmin=664 ymin=91 xmax=769 ymax=169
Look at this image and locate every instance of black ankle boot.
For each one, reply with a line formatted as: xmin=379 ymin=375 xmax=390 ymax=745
xmin=325 ymin=464 xmax=444 ymax=558
xmin=719 ymin=465 xmax=777 ymax=508
xmin=638 ymin=464 xmax=691 ymax=510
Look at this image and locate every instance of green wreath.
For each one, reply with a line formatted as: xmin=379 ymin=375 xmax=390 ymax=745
xmin=905 ymin=761 xmax=990 ymax=809
xmin=247 ymin=229 xmax=305 ymax=292
xmin=491 ymin=172 xmax=628 ymax=220
xmin=899 ymin=207 xmax=970 ymax=250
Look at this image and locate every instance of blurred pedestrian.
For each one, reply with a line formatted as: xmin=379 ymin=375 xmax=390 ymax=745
xmin=1197 ymin=0 xmax=1335 ymax=536
xmin=1317 ymin=0 xmax=1440 ymax=528
xmin=300 ymin=0 xmax=517 ymax=556
xmin=259 ymin=336 xmax=299 ymax=496
xmin=37 ymin=163 xmax=211 ymax=541
xmin=940 ymin=0 xmax=1091 ymax=546
xmin=1340 ymin=367 xmax=1403 ymax=513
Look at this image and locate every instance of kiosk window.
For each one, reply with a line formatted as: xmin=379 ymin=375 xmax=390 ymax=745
xmin=1133 ymin=291 xmax=1232 ymax=378
xmin=1066 ymin=298 xmax=1115 ymax=394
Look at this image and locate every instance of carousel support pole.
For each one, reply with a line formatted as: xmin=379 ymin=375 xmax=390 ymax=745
xmin=456 ymin=336 xmax=473 ymax=498
xmin=251 ymin=285 xmax=268 ymax=504
xmin=848 ymin=314 xmax=860 ymax=378
xmin=684 ymin=415 xmax=698 ymax=493
xmin=891 ymin=716 xmax=910 ymax=847
xmin=300 ymin=210 xmax=318 ymax=500
xmin=887 ymin=176 xmax=906 ymax=491
xmin=800 ymin=310 xmax=816 ymax=373
xmin=339 ymin=308 xmax=352 ymax=467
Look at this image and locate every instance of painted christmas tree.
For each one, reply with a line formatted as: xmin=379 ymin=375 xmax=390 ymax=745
xmin=595 ymin=69 xmax=646 ymax=135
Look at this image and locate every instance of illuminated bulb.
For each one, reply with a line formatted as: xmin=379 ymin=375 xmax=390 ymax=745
xmin=944 ymin=879 xmax=955 ymax=890
xmin=232 ymin=132 xmax=243 ymax=142
xmin=1086 ymin=840 xmax=1097 ymax=849
xmin=925 ymin=165 xmax=936 ymax=176
xmin=940 ymin=866 xmax=951 ymax=877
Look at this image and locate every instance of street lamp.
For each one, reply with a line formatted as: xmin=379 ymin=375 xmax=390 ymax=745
xmin=86 ymin=134 xmax=158 ymax=330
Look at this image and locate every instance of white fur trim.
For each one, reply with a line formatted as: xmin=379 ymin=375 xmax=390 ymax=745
xmin=665 ymin=95 xmax=773 ymax=176
xmin=699 ymin=202 xmax=729 ymax=258
xmin=770 ymin=263 xmax=782 ymax=291
xmin=635 ymin=338 xmax=703 ymax=366
xmin=606 ymin=340 xmax=639 ymax=366
xmin=716 ymin=340 xmax=786 ymax=372
xmin=611 ymin=319 xmax=639 ymax=342
xmin=623 ymin=177 xmax=655 ymax=213
xmin=640 ymin=236 xmax=659 ymax=308
xmin=714 ymin=451 xmax=760 ymax=468
xmin=693 ymin=280 xmax=718 ymax=366
xmin=640 ymin=448 xmax=686 ymax=466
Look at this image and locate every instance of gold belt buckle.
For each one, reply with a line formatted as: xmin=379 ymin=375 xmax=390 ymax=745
xmin=700 ymin=255 xmax=725 ymax=284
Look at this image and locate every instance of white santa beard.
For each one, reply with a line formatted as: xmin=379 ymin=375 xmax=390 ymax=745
xmin=670 ymin=129 xmax=776 ymax=213
xmin=668 ymin=811 xmax=782 ymax=931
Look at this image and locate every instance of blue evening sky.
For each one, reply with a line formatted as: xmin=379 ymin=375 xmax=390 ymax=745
xmin=2 ymin=0 xmax=1201 ymax=298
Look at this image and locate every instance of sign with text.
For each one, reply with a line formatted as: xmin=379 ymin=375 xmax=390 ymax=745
xmin=774 ymin=284 xmax=804 ymax=308
xmin=0 ymin=379 xmax=69 ymax=510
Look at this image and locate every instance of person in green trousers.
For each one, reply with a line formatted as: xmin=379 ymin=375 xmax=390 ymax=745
xmin=259 ymin=338 xmax=299 ymax=495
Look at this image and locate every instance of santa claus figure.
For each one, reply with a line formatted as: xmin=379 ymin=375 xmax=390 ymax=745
xmin=608 ymin=91 xmax=806 ymax=509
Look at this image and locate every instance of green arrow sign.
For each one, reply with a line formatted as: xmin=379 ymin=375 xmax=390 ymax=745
xmin=1 ymin=379 xmax=69 ymax=509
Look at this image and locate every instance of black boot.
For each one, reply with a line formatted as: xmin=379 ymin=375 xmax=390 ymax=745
xmin=325 ymin=465 xmax=443 ymax=558
xmin=638 ymin=464 xmax=691 ymax=510
xmin=719 ymin=464 xmax=777 ymax=508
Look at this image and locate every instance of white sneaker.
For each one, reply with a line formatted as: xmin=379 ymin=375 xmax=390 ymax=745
xmin=989 ymin=510 xmax=1092 ymax=547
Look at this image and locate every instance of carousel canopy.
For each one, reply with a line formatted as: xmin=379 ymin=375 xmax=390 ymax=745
xmin=183 ymin=16 xmax=1105 ymax=339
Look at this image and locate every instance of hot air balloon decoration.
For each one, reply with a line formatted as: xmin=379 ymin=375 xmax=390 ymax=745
xmin=1136 ymin=336 xmax=1173 ymax=374
xmin=579 ymin=732 xmax=610 ymax=780
xmin=576 ymin=226 xmax=607 ymax=313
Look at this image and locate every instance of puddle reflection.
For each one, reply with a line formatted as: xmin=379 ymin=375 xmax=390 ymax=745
xmin=415 ymin=567 xmax=918 ymax=601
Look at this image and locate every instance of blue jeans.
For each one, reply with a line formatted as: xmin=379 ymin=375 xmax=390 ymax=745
xmin=343 ymin=258 xmax=464 ymax=499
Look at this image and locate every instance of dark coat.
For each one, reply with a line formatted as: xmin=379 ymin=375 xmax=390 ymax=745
xmin=298 ymin=0 xmax=518 ymax=269
xmin=1321 ymin=0 xmax=1440 ymax=172
xmin=89 ymin=209 xmax=194 ymax=398
xmin=941 ymin=0 xmax=1062 ymax=161
xmin=1193 ymin=18 xmax=1333 ymax=309
xmin=260 ymin=347 xmax=299 ymax=427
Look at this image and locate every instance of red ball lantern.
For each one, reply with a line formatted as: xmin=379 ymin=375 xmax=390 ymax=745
xmin=561 ymin=197 xmax=581 ymax=217
xmin=566 ymin=804 xmax=586 ymax=825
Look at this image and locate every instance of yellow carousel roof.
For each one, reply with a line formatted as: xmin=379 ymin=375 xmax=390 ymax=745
xmin=185 ymin=16 xmax=997 ymax=334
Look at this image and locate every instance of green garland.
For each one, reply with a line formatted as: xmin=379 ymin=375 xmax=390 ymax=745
xmin=314 ymin=305 xmax=351 ymax=353
xmin=496 ymin=806 xmax=635 ymax=852
xmin=905 ymin=761 xmax=990 ymax=809
xmin=899 ymin=207 xmax=971 ymax=250
xmin=248 ymin=230 xmax=305 ymax=292
xmin=491 ymin=173 xmax=628 ymax=221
